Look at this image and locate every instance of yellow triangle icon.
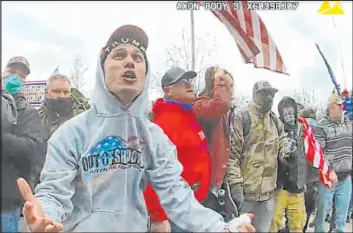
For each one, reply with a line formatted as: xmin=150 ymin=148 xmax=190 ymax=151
xmin=317 ymin=1 xmax=344 ymax=14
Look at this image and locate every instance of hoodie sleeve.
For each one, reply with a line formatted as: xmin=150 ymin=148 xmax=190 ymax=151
xmin=145 ymin=127 xmax=226 ymax=232
xmin=144 ymin=113 xmax=183 ymax=222
xmin=314 ymin=124 xmax=327 ymax=150
xmin=34 ymin=124 xmax=79 ymax=224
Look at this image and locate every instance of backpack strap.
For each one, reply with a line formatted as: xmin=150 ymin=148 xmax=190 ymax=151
xmin=227 ymin=107 xmax=236 ymax=141
xmin=269 ymin=111 xmax=281 ymax=135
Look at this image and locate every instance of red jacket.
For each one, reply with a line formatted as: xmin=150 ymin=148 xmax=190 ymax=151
xmin=144 ymin=98 xmax=211 ymax=222
xmin=193 ymin=84 xmax=232 ymax=189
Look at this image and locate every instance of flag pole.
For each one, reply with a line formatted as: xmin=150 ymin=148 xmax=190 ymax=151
xmin=51 ymin=66 xmax=59 ymax=77
xmin=190 ymin=9 xmax=196 ymax=71
xmin=332 ymin=15 xmax=347 ymax=90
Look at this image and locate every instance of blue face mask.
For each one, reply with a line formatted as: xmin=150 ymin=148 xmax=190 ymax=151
xmin=3 ymin=75 xmax=23 ymax=95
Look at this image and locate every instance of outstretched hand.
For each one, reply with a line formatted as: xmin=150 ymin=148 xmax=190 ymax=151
xmin=17 ymin=178 xmax=64 ymax=232
xmin=225 ymin=213 xmax=256 ymax=232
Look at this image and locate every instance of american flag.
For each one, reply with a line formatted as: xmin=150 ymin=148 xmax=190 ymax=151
xmin=199 ymin=1 xmax=289 ymax=75
xmin=298 ymin=117 xmax=332 ymax=189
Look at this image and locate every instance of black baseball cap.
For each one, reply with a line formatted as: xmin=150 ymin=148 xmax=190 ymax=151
xmin=161 ymin=67 xmax=197 ymax=88
xmin=6 ymin=56 xmax=31 ymax=75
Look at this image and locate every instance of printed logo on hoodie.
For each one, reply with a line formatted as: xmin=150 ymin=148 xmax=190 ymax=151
xmin=82 ymin=135 xmax=144 ymax=180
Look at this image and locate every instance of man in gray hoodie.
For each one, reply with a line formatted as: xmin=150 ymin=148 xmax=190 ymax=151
xmin=17 ymin=25 xmax=255 ymax=233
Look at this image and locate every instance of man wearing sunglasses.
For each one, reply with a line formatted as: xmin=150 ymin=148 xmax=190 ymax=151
xmin=144 ymin=67 xmax=213 ymax=232
xmin=144 ymin=67 xmax=253 ymax=233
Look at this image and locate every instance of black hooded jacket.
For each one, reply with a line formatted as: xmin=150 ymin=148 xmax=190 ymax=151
xmin=277 ymin=96 xmax=309 ymax=193
xmin=1 ymin=93 xmax=46 ymax=212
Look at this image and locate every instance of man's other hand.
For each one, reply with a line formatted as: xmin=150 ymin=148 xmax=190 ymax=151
xmin=17 ymin=178 xmax=64 ymax=232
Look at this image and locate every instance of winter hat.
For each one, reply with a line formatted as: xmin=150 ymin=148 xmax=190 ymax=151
xmin=301 ymin=108 xmax=317 ymax=120
xmin=100 ymin=25 xmax=149 ymax=72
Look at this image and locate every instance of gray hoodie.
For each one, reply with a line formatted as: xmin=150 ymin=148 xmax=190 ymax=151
xmin=34 ymin=54 xmax=227 ymax=232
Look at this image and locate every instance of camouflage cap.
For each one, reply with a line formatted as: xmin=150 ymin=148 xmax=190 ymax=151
xmin=6 ymin=56 xmax=30 ymax=74
xmin=327 ymin=93 xmax=344 ymax=105
xmin=253 ymin=80 xmax=278 ymax=95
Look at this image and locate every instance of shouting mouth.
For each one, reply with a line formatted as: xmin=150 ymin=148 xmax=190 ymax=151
xmin=123 ymin=70 xmax=137 ymax=82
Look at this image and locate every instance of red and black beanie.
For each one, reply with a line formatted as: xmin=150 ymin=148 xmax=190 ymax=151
xmin=101 ymin=25 xmax=149 ymax=73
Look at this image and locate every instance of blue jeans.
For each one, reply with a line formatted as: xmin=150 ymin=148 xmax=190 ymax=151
xmin=349 ymin=178 xmax=353 ymax=214
xmin=1 ymin=209 xmax=21 ymax=232
xmin=315 ymin=176 xmax=352 ymax=232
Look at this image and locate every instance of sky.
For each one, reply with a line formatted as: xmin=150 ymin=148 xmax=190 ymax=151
xmin=2 ymin=1 xmax=352 ymax=109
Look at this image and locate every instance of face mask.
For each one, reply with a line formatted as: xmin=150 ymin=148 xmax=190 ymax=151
xmin=3 ymin=75 xmax=23 ymax=95
xmin=254 ymin=93 xmax=274 ymax=113
xmin=307 ymin=118 xmax=317 ymax=128
xmin=45 ymin=97 xmax=73 ymax=112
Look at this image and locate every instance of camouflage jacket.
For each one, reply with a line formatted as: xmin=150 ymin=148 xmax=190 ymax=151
xmin=226 ymin=103 xmax=286 ymax=201
xmin=39 ymin=98 xmax=86 ymax=141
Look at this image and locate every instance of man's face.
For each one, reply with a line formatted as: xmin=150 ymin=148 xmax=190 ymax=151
xmin=283 ymin=105 xmax=296 ymax=125
xmin=328 ymin=102 xmax=343 ymax=119
xmin=206 ymin=68 xmax=233 ymax=96
xmin=254 ymin=89 xmax=276 ymax=112
xmin=46 ymin=78 xmax=71 ymax=99
xmin=103 ymin=43 xmax=146 ymax=104
xmin=224 ymin=72 xmax=234 ymax=91
xmin=164 ymin=79 xmax=195 ymax=104
xmin=3 ymin=64 xmax=28 ymax=82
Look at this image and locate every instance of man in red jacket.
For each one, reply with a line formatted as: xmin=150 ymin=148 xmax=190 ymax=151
xmin=144 ymin=67 xmax=212 ymax=232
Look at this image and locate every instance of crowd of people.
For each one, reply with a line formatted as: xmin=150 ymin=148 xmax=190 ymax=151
xmin=1 ymin=24 xmax=352 ymax=233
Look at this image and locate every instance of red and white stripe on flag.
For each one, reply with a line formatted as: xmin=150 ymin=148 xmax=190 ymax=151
xmin=200 ymin=1 xmax=289 ymax=75
xmin=298 ymin=117 xmax=332 ymax=189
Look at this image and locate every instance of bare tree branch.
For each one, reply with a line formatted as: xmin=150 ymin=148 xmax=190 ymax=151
xmin=149 ymin=71 xmax=164 ymax=98
xmin=150 ymin=27 xmax=219 ymax=97
xmin=292 ymin=88 xmax=326 ymax=119
xmin=70 ymin=54 xmax=88 ymax=91
xmin=233 ymin=93 xmax=251 ymax=112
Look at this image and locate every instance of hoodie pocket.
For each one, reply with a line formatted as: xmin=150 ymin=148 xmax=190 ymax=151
xmin=82 ymin=166 xmax=128 ymax=214
xmin=92 ymin=169 xmax=128 ymax=213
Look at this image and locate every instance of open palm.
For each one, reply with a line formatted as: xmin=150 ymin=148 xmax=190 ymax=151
xmin=17 ymin=178 xmax=64 ymax=232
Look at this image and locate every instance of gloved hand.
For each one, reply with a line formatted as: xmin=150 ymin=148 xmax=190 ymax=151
xmin=281 ymin=137 xmax=297 ymax=158
xmin=230 ymin=187 xmax=244 ymax=210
